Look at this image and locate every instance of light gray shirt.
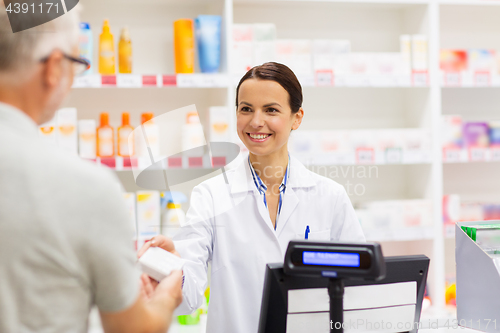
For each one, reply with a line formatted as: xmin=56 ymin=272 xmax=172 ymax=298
xmin=0 ymin=102 xmax=140 ymax=333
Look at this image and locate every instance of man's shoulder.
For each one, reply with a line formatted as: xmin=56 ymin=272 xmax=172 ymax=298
xmin=1 ymin=133 xmax=117 ymax=191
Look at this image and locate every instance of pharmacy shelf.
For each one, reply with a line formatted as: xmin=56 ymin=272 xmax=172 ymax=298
xmin=93 ymin=152 xmax=432 ymax=171
xmin=71 ymin=0 xmax=477 ymax=311
xmin=72 ymin=74 xmax=231 ymax=88
xmin=295 ymin=73 xmax=429 ymax=88
xmin=439 ymin=0 xmax=500 ymax=6
xmin=294 ymin=151 xmax=432 ymax=165
xmin=440 ymin=73 xmax=500 ymax=88
xmin=72 ymin=73 xmax=431 ymax=89
xmin=442 ymin=148 xmax=500 ymax=163
xmin=234 ymin=0 xmax=430 ymax=7
xmin=364 ymin=226 xmax=435 ymax=242
xmin=89 ymin=156 xmax=229 ymax=170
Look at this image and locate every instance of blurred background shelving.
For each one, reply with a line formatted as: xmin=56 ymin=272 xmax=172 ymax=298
xmin=50 ymin=1 xmax=500 ymax=327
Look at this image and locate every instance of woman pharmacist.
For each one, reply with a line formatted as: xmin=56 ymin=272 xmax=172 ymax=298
xmin=138 ymin=62 xmax=365 ymax=333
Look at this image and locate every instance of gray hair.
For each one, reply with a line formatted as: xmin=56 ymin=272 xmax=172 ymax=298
xmin=0 ymin=1 xmax=81 ymax=80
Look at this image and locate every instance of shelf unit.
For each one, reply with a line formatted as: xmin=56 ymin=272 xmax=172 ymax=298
xmin=64 ymin=0 xmax=500 ymax=315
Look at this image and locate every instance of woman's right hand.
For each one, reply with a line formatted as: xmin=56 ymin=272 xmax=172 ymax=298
xmin=137 ymin=235 xmax=181 ymax=259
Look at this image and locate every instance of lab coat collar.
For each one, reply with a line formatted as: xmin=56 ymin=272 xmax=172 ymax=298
xmin=0 ymin=101 xmax=38 ymax=138
xmin=229 ymin=153 xmax=316 ymax=195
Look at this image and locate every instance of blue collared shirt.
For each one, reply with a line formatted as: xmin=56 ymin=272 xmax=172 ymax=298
xmin=248 ymin=155 xmax=290 ymax=230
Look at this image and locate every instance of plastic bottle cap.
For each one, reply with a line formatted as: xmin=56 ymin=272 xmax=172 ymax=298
xmin=120 ymin=27 xmax=131 ymax=41
xmin=186 ymin=112 xmax=200 ymax=124
xmin=167 ymin=202 xmax=181 ymax=209
xmin=122 ymin=112 xmax=130 ymax=126
xmin=141 ymin=112 xmax=154 ymax=124
xmin=103 ymin=19 xmax=110 ymax=33
xmin=80 ymin=22 xmax=90 ymax=30
xmin=100 ymin=112 xmax=109 ymax=126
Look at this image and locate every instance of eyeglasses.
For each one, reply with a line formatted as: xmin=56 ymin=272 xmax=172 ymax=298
xmin=40 ymin=53 xmax=91 ymax=76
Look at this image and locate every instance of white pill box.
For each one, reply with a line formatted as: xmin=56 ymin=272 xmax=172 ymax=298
xmin=138 ymin=247 xmax=185 ymax=281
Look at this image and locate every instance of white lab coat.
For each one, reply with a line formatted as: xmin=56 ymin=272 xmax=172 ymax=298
xmin=173 ymin=153 xmax=365 ymax=333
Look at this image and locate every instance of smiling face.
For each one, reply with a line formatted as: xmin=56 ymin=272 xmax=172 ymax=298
xmin=237 ymin=78 xmax=303 ymax=157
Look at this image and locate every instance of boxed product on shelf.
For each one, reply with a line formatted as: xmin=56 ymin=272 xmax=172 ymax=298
xmin=463 ymin=122 xmax=490 ymax=148
xmin=460 ymin=202 xmax=485 ymax=222
xmin=252 ymin=23 xmax=276 ymax=68
xmin=312 ymin=39 xmax=350 ymax=73
xmin=289 ymin=128 xmax=430 ymax=164
xmin=411 ymin=35 xmax=428 ymax=72
xmin=372 ymin=53 xmax=408 ymax=76
xmin=467 ymin=49 xmax=496 ymax=74
xmin=454 ymin=199 xmax=500 ymax=222
xmin=375 ymin=129 xmax=403 ymax=151
xmin=441 ymin=115 xmax=463 ymax=148
xmin=275 ymin=39 xmax=313 ymax=75
xmin=488 ymin=121 xmax=500 ymax=147
xmin=400 ymin=35 xmax=411 ymax=74
xmin=404 ymin=128 xmax=432 ymax=151
xmin=136 ymin=191 xmax=161 ymax=248
xmin=123 ymin=192 xmax=137 ymax=240
xmin=440 ymin=50 xmax=468 ymax=73
xmin=443 ymin=194 xmax=460 ymax=225
xmin=38 ymin=118 xmax=57 ymax=146
xmin=232 ymin=24 xmax=254 ymax=74
xmin=349 ymin=129 xmax=376 ymax=150
xmin=356 ymin=199 xmax=433 ymax=230
xmin=56 ymin=108 xmax=78 ymax=155
xmin=209 ymin=106 xmax=230 ymax=142
xmin=319 ymin=130 xmax=351 ymax=155
xmin=38 ymin=108 xmax=78 ymax=154
xmin=288 ymin=130 xmax=319 ymax=155
xmin=335 ymin=53 xmax=372 ymax=76
xmin=78 ymin=120 xmax=97 ymax=159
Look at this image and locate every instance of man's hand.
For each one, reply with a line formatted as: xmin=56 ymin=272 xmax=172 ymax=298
xmin=154 ymin=270 xmax=183 ymax=308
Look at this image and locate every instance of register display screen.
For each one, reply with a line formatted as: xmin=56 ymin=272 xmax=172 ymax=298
xmin=303 ymin=251 xmax=360 ymax=267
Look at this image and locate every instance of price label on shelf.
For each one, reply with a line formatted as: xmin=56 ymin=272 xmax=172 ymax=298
xmin=142 ymin=75 xmax=158 ymax=87
xmin=356 ymin=148 xmax=375 ymax=164
xmin=443 ymin=72 xmax=461 ymax=87
xmin=188 ymin=156 xmax=203 ymax=168
xmin=412 ymin=71 xmax=428 ymax=87
xmin=167 ymin=157 xmax=183 ymax=168
xmin=474 ymin=71 xmax=491 ymax=87
xmin=314 ymin=70 xmax=334 ymax=86
xmin=72 ymin=74 xmax=101 ymax=88
xmin=395 ymin=74 xmax=411 ymax=87
xmin=491 ymin=148 xmax=500 ymax=161
xmin=176 ymin=74 xmax=199 ymax=87
xmin=443 ymin=148 xmax=461 ymax=163
xmin=469 ymin=147 xmax=487 ymax=162
xmin=444 ymin=224 xmax=455 ymax=238
xmin=162 ymin=75 xmax=177 ymax=86
xmin=385 ymin=147 xmax=402 ymax=164
xmin=117 ymin=75 xmax=142 ymax=88
xmin=101 ymin=75 xmax=117 ymax=86
xmin=201 ymin=74 xmax=229 ymax=87
xmin=345 ymin=75 xmax=368 ymax=87
xmin=212 ymin=156 xmax=226 ymax=168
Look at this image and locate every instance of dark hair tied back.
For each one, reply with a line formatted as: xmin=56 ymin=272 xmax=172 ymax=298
xmin=236 ymin=62 xmax=303 ymax=114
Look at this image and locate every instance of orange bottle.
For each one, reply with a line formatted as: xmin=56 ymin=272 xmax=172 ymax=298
xmin=173 ymin=19 xmax=195 ymax=74
xmin=99 ymin=19 xmax=116 ymax=75
xmin=96 ymin=112 xmax=114 ymax=157
xmin=118 ymin=112 xmax=134 ymax=157
xmin=118 ymin=27 xmax=132 ymax=74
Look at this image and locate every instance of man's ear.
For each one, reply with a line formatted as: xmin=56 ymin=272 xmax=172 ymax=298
xmin=292 ymin=107 xmax=304 ymax=131
xmin=41 ymin=50 xmax=64 ymax=89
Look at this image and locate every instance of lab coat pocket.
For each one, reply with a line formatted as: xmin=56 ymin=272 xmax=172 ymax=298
xmin=308 ymin=229 xmax=331 ymax=241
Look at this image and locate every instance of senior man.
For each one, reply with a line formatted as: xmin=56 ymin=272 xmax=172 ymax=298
xmin=0 ymin=3 xmax=181 ymax=333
